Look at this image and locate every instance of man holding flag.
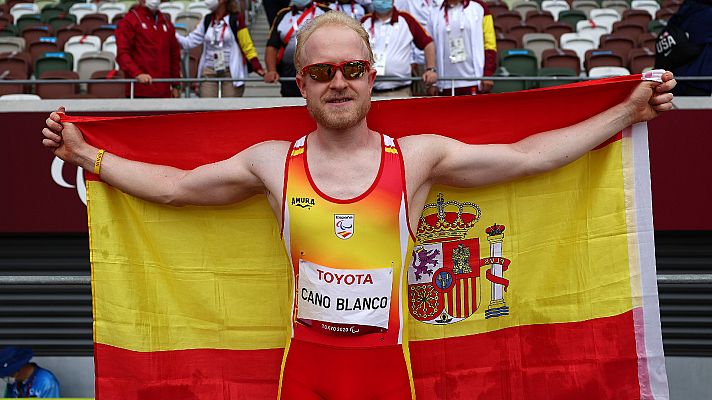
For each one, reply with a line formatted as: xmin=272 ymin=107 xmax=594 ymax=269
xmin=42 ymin=11 xmax=675 ymax=400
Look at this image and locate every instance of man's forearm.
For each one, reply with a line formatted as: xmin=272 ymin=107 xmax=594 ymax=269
xmin=265 ymin=46 xmax=278 ymax=72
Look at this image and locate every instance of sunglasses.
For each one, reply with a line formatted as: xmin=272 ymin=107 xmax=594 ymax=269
xmin=300 ymin=60 xmax=371 ymax=82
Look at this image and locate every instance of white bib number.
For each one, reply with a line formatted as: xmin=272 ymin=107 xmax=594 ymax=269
xmin=448 ymin=36 xmax=467 ymax=64
xmin=297 ymin=260 xmax=393 ymax=329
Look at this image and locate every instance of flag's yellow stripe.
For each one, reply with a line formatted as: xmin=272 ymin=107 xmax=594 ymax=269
xmin=88 ymin=182 xmax=291 ymax=352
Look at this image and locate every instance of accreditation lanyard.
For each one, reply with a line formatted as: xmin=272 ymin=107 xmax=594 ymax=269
xmin=336 ymin=1 xmax=356 ymax=18
xmin=211 ymin=20 xmax=228 ymax=47
xmin=444 ymin=4 xmax=465 ymax=34
xmin=133 ymin=9 xmax=167 ymax=32
xmin=369 ymin=18 xmax=393 ymax=50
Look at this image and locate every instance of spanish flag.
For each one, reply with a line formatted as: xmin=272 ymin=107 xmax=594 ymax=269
xmin=64 ymin=75 xmax=668 ymax=399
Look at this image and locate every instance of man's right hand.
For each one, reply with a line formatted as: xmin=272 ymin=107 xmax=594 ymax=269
xmin=42 ymin=107 xmax=94 ymax=170
xmin=264 ymin=71 xmax=279 ymax=83
xmin=136 ymin=73 xmax=153 ymax=84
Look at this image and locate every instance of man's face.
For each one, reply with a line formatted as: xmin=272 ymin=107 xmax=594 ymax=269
xmin=296 ymin=25 xmax=376 ymax=131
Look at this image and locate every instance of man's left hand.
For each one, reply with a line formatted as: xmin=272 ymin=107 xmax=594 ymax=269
xmin=422 ymin=70 xmax=437 ymax=86
xmin=480 ymin=80 xmax=494 ymax=93
xmin=171 ymin=87 xmax=180 ymax=98
xmin=626 ymin=71 xmax=677 ymax=124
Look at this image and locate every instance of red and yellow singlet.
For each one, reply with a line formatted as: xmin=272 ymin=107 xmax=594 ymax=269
xmin=279 ymin=133 xmax=417 ymax=399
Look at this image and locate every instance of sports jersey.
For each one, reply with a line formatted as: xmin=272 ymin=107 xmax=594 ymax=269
xmin=362 ymin=8 xmax=433 ymax=90
xmin=279 ymin=133 xmax=416 ymax=398
xmin=403 ymin=0 xmax=442 ymax=64
xmin=5 ymin=365 xmax=60 ymax=398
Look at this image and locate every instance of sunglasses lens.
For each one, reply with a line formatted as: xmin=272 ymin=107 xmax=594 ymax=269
xmin=308 ymin=64 xmax=334 ymax=82
xmin=343 ymin=61 xmax=366 ymax=79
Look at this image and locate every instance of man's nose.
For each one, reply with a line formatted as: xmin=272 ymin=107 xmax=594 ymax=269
xmin=329 ymin=69 xmax=349 ymax=90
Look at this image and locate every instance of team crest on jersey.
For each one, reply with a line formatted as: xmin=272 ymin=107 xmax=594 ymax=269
xmin=334 ymin=214 xmax=354 ymax=240
xmin=408 ymin=193 xmax=512 ymax=324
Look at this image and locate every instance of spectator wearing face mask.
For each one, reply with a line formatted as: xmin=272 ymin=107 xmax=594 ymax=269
xmin=177 ymin=0 xmax=265 ymax=97
xmin=116 ymin=0 xmax=182 ymax=98
xmin=362 ymin=0 xmax=437 ymax=97
xmin=1 ymin=347 xmax=59 ymax=398
xmin=328 ymin=0 xmax=367 ymax=21
xmin=264 ymin=0 xmax=331 ymax=97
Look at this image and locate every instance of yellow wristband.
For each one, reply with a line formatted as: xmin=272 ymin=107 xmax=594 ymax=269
xmin=94 ymin=149 xmax=105 ymax=175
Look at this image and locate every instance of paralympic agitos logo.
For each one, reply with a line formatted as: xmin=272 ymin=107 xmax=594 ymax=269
xmin=51 ymin=156 xmax=87 ymax=206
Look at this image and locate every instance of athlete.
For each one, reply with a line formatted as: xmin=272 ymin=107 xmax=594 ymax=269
xmin=42 ymin=11 xmax=676 ymax=400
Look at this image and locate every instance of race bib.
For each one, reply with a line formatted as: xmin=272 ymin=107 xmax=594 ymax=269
xmin=297 ymin=260 xmax=393 ymax=329
xmin=373 ymin=52 xmax=387 ymax=76
xmin=449 ymin=36 xmax=467 ymax=64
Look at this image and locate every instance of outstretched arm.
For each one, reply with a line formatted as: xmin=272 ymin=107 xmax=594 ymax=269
xmin=42 ymin=108 xmax=288 ymax=207
xmin=402 ymin=72 xmax=677 ymax=191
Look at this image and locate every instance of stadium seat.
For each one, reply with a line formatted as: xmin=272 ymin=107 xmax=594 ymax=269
xmin=0 ymin=73 xmax=26 ymax=96
xmin=601 ymin=0 xmax=629 ymax=17
xmin=612 ymin=20 xmax=646 ymax=38
xmin=48 ymin=14 xmax=78 ymax=31
xmin=87 ymin=69 xmax=125 ymax=98
xmin=493 ymin=11 xmax=522 ymax=32
xmin=560 ymin=32 xmax=595 ymax=69
xmin=0 ymin=14 xmax=13 ymax=26
xmin=571 ymin=0 xmax=599 ymax=18
xmin=56 ymin=25 xmax=84 ymax=49
xmin=63 ymin=34 xmax=101 ymax=69
xmin=34 ymin=51 xmax=73 ymax=78
xmin=21 ymin=25 xmax=53 ymax=45
xmin=0 ymin=24 xmax=19 ymax=38
xmin=538 ymin=67 xmax=578 ymax=88
xmin=0 ymin=37 xmax=25 ymax=53
xmin=631 ymin=0 xmax=660 ymax=19
xmin=78 ymin=13 xmax=109 ymax=32
xmin=557 ymin=10 xmax=586 ymax=29
xmin=648 ymin=20 xmax=666 ymax=34
xmin=0 ymin=50 xmax=31 ymax=78
xmin=496 ymin=33 xmax=520 ymax=53
xmin=542 ymin=21 xmax=573 ymax=43
xmin=525 ymin=10 xmax=555 ymax=31
xmin=187 ymin=2 xmax=210 ymax=19
xmin=661 ymin=0 xmax=683 ymax=9
xmin=541 ymin=0 xmax=570 ymax=20
xmin=40 ymin=4 xmax=66 ymax=23
xmin=175 ymin=12 xmax=202 ymax=32
xmin=159 ymin=2 xmax=185 ymax=23
xmin=599 ymin=34 xmax=636 ymax=55
xmin=588 ymin=66 xmax=630 ymax=77
xmin=111 ymin=13 xmax=126 ymax=25
xmin=655 ymin=8 xmax=676 ymax=21
xmin=491 ymin=66 xmax=526 ymax=93
xmin=36 ymin=70 xmax=79 ymax=98
xmin=91 ymin=24 xmax=115 ymax=43
xmin=97 ymin=3 xmax=127 ymax=23
xmin=637 ymin=32 xmax=657 ymax=52
xmin=173 ymin=23 xmax=189 ymax=36
xmin=590 ymin=8 xmax=620 ymax=31
xmin=0 ymin=93 xmax=41 ymax=99
xmin=584 ymin=49 xmax=624 ymax=71
xmin=522 ymin=33 xmax=556 ymax=64
xmin=493 ymin=24 xmax=504 ymax=35
xmin=28 ymin=36 xmax=58 ymax=64
xmin=487 ymin=1 xmax=510 ymax=18
xmin=508 ymin=23 xmax=538 ymax=44
xmin=77 ymin=50 xmax=114 ymax=80
xmin=628 ymin=47 xmax=655 ymax=73
xmin=10 ymin=3 xmax=39 ymax=22
xmin=16 ymin=13 xmax=43 ymax=32
xmin=576 ymin=20 xmax=608 ymax=46
xmin=68 ymin=3 xmax=98 ymax=24
xmin=500 ymin=48 xmax=538 ymax=88
xmin=621 ymin=9 xmax=652 ymax=28
xmin=512 ymin=0 xmax=539 ymax=19
xmin=102 ymin=35 xmax=117 ymax=57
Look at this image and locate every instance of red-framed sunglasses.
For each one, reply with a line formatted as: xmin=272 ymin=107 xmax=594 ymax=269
xmin=300 ymin=60 xmax=371 ymax=82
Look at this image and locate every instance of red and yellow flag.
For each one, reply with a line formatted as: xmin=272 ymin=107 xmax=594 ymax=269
xmin=65 ymin=75 xmax=668 ymax=399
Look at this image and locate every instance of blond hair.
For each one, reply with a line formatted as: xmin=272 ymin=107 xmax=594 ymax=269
xmin=294 ymin=11 xmax=374 ymax=72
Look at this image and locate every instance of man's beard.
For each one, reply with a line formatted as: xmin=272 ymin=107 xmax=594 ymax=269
xmin=306 ymin=92 xmax=371 ymax=130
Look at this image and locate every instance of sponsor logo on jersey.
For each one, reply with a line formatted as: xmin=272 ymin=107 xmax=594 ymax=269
xmin=334 ymin=214 xmax=355 ymax=239
xmin=291 ymin=196 xmax=315 ymax=209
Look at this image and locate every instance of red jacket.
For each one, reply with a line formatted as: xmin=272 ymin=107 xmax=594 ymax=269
xmin=116 ymin=5 xmax=181 ymax=98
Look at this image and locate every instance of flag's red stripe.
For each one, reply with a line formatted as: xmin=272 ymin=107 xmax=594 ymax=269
xmin=68 ymin=76 xmax=637 ymax=176
xmin=409 ymin=310 xmax=640 ymax=400
xmin=94 ymin=344 xmax=284 ymax=400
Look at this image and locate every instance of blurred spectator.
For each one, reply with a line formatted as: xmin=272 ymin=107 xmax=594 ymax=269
xmin=177 ymin=0 xmax=265 ymax=97
xmin=329 ymin=0 xmax=367 ymax=21
xmin=669 ymin=0 xmax=712 ymax=96
xmin=362 ymin=0 xmax=437 ymax=97
xmin=116 ymin=0 xmax=181 ymax=98
xmin=1 ymin=347 xmax=59 ymax=398
xmin=428 ymin=0 xmax=496 ymax=95
xmin=402 ymin=0 xmax=442 ymax=95
xmin=265 ymin=0 xmax=331 ymax=97
xmin=264 ymin=0 xmax=292 ymax=28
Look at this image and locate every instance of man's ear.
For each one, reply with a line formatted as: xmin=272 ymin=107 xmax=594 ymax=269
xmin=296 ymin=74 xmax=307 ymax=99
xmin=368 ymin=68 xmax=377 ymax=91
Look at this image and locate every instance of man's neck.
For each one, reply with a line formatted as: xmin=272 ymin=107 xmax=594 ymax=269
xmin=311 ymin=120 xmax=375 ymax=154
xmin=15 ymin=364 xmax=35 ymax=384
xmin=447 ymin=0 xmax=462 ymax=7
xmin=376 ymin=9 xmax=393 ymax=21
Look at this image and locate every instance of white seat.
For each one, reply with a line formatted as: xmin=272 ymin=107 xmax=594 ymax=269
xmin=69 ymin=3 xmax=99 ymax=23
xmin=588 ymin=66 xmax=630 ymax=77
xmin=511 ymin=0 xmax=540 ymax=19
xmin=590 ymin=8 xmax=620 ymax=31
xmin=102 ymin=35 xmax=117 ymax=57
xmin=541 ymin=0 xmax=570 ymax=20
xmin=175 ymin=12 xmax=203 ymax=31
xmin=576 ymin=20 xmax=608 ymax=45
xmin=187 ymin=2 xmax=210 ymax=19
xmin=98 ymin=3 xmax=127 ymax=23
xmin=601 ymin=0 xmax=629 ymax=17
xmin=77 ymin=51 xmax=115 ymax=80
xmin=571 ymin=0 xmax=599 ymax=18
xmin=631 ymin=0 xmax=660 ymax=19
xmin=159 ymin=2 xmax=185 ymax=23
xmin=522 ymin=33 xmax=557 ymax=64
xmin=0 ymin=37 xmax=26 ymax=53
xmin=64 ymin=35 xmax=102 ymax=70
xmin=10 ymin=3 xmax=40 ymax=22
xmin=560 ymin=32 xmax=596 ymax=68
xmin=0 ymin=94 xmax=41 ymax=100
